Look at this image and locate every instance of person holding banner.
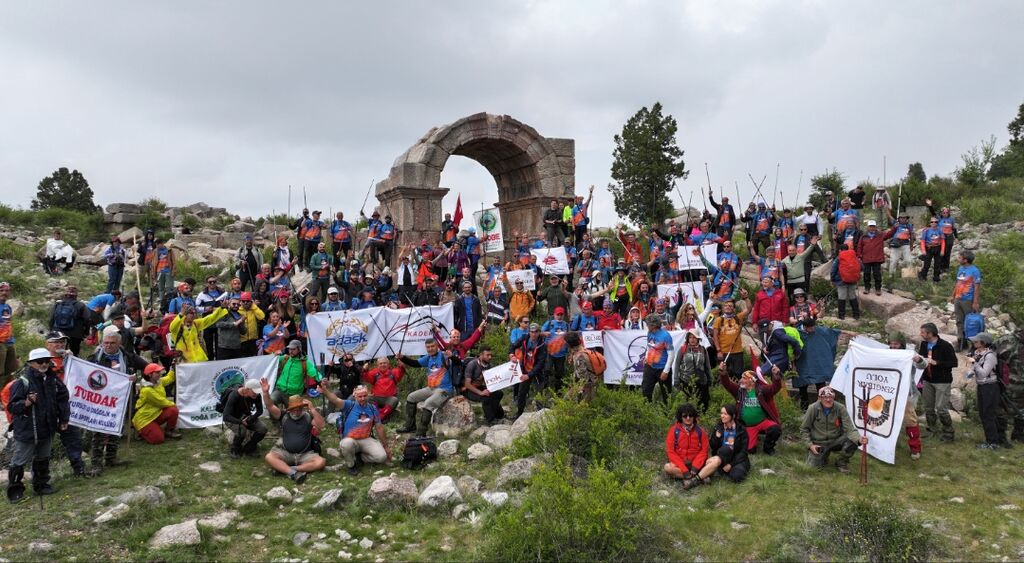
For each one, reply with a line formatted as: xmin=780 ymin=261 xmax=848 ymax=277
xmin=510 ymin=323 xmax=548 ymax=419
xmin=710 ymin=291 xmax=751 ymax=379
xmin=39 ymin=331 xmax=88 ymax=476
xmin=462 ymin=346 xmax=506 ymax=425
xmin=566 ymin=332 xmax=602 ymax=403
xmin=132 ymin=363 xmax=181 ymax=444
xmin=5 ymin=348 xmax=69 ymax=504
xmin=720 ymin=368 xmax=783 ymax=455
xmin=888 ymin=333 xmax=922 ymax=460
xmin=88 ymin=328 xmax=147 ymax=473
xmin=361 ymin=358 xmax=404 ymax=422
xmin=260 ymin=379 xmax=326 ymax=484
xmin=319 ymin=383 xmax=391 ymax=475
xmin=396 ymin=340 xmax=454 ymax=436
xmin=801 ymin=386 xmax=866 ymax=473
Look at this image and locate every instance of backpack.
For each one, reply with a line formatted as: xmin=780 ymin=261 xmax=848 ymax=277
xmin=401 ymin=436 xmax=437 ymax=470
xmin=215 ymin=384 xmax=242 ymax=414
xmin=153 ymin=313 xmax=183 ymax=358
xmin=837 ymin=250 xmax=861 ymax=284
xmin=583 ymin=349 xmax=606 ymax=376
xmin=963 ymin=313 xmax=985 ymax=341
xmin=672 ymin=425 xmax=704 ymax=450
xmin=52 ymin=300 xmax=77 ymax=331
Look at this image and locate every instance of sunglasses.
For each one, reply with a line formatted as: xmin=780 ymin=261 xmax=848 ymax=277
xmin=681 ymin=414 xmax=694 ymax=418
xmin=241 ymin=300 xmax=252 ymax=303
xmin=519 ymin=320 xmax=528 ymax=324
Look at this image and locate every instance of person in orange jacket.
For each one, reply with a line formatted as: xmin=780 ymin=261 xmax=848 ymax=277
xmin=663 ymin=403 xmax=709 ymax=485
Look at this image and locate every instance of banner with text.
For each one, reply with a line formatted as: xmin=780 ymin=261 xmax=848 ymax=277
xmin=65 ymin=356 xmax=132 ymax=435
xmin=306 ymin=304 xmax=454 ymax=363
xmin=505 ymin=269 xmax=536 ymax=291
xmin=484 ymin=361 xmax=522 ymax=393
xmin=582 ymin=330 xmax=604 ymax=349
xmin=473 ymin=208 xmax=505 ymax=254
xmin=530 ymin=247 xmax=570 ymax=275
xmin=377 ymin=303 xmax=455 ymax=358
xmin=176 ymin=355 xmax=278 ymax=428
xmin=676 ymin=245 xmax=717 ymax=271
xmin=602 ymin=330 xmax=689 ymax=386
xmin=830 ymin=340 xmax=917 ymax=464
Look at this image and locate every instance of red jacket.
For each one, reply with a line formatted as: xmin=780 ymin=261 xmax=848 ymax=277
xmin=362 ymin=365 xmax=405 ymax=397
xmin=434 ymin=327 xmax=483 ymax=360
xmin=665 ymin=422 xmax=709 ymax=472
xmin=719 ymin=370 xmax=782 ymax=424
xmin=596 ymin=311 xmax=622 ymax=330
xmin=751 ymin=289 xmax=789 ymax=325
xmin=856 ymin=232 xmax=887 ymax=264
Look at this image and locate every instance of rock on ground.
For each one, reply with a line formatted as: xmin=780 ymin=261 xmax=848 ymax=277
xmin=197 ymin=511 xmax=238 ymax=530
xmin=509 ymin=409 xmax=550 ymax=440
xmin=483 ymin=425 xmax=513 ymax=449
xmin=266 ymin=486 xmax=293 ymax=502
xmin=367 ymin=474 xmax=418 ymax=505
xmin=417 ymin=476 xmax=463 ymax=507
xmin=496 ymin=457 xmax=539 ymax=488
xmin=858 ymin=291 xmax=916 ymax=318
xmin=114 ymin=485 xmax=166 ymax=505
xmin=148 ymin=519 xmax=201 ymax=548
xmin=437 ymin=439 xmax=460 ymax=458
xmin=233 ymin=494 xmax=266 ymax=507
xmin=293 ymin=532 xmax=311 ymax=546
xmin=467 ymin=443 xmax=493 ymax=460
xmin=457 ymin=475 xmax=484 ymax=494
xmin=452 ymin=503 xmax=470 ymax=519
xmin=481 ymin=491 xmax=509 ymax=507
xmin=198 ymin=461 xmax=222 ymax=473
xmin=27 ymin=542 xmax=54 ymax=554
xmin=313 ymin=488 xmax=344 ymax=510
xmin=94 ymin=503 xmax=131 ymax=524
xmin=432 ymin=396 xmax=476 ymax=437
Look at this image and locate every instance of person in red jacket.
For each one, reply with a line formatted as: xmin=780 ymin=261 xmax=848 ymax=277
xmin=432 ymin=321 xmax=485 ymax=360
xmin=361 ymin=357 xmax=405 ymax=421
xmin=595 ymin=299 xmax=622 ymax=330
xmin=719 ymin=367 xmax=783 ymax=455
xmin=751 ymin=276 xmax=789 ymax=342
xmin=855 ymin=220 xmax=886 ymax=295
xmin=663 ymin=402 xmax=709 ymax=485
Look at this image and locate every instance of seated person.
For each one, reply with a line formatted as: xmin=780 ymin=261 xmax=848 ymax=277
xmin=222 ymin=379 xmax=267 ymax=458
xmin=319 ymin=383 xmax=391 ymax=475
xmin=462 ymin=346 xmax=505 ymax=425
xmin=259 ymin=379 xmax=326 ymax=484
xmin=662 ymin=403 xmax=709 ymax=484
xmin=396 ymin=339 xmax=454 ymax=436
xmin=801 ymin=386 xmax=867 ymax=473
xmin=132 ymin=363 xmax=181 ymax=444
xmin=684 ymin=404 xmax=750 ymax=489
xmin=361 ymin=357 xmax=404 ymax=421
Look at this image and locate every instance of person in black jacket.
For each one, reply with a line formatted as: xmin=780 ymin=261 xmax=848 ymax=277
xmin=323 ymin=353 xmax=363 ymax=400
xmin=511 ymin=324 xmax=548 ymax=419
xmin=411 ymin=276 xmax=440 ymax=307
xmin=913 ymin=322 xmax=959 ymax=442
xmin=452 ymin=281 xmax=482 ymax=335
xmin=683 ymin=403 xmax=750 ymax=490
xmin=6 ymin=348 xmax=70 ymax=504
xmin=222 ymin=379 xmax=267 ymax=458
xmin=86 ymin=328 xmax=147 ymax=474
xmin=48 ymin=285 xmax=92 ymax=356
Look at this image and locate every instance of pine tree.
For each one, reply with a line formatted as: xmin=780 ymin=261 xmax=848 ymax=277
xmin=31 ymin=167 xmax=99 ymax=212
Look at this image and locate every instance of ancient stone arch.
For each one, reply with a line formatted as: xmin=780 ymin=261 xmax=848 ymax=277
xmin=375 ymin=112 xmax=575 ymax=253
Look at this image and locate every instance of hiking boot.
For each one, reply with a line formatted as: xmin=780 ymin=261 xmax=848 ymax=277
xmin=230 ymin=449 xmax=242 ymax=459
xmin=106 ymin=459 xmax=131 ymax=468
xmin=166 ymin=430 xmax=183 ymax=440
xmin=347 ymin=464 xmax=361 ymax=476
xmin=396 ymin=402 xmax=417 ymax=434
xmin=976 ymin=443 xmax=999 ymax=450
xmin=291 ymin=471 xmax=308 ymax=485
xmin=910 ymin=452 xmax=921 ymax=461
xmin=875 ymin=289 xmax=882 ymax=296
xmin=998 ymin=440 xmax=1013 ymax=450
xmin=836 ymin=463 xmax=851 ymax=474
xmin=863 ymin=287 xmax=870 ymax=295
xmin=71 ymin=460 xmax=90 ymax=478
xmin=414 ymin=409 xmax=433 ymax=438
xmin=940 ymin=435 xmax=954 ymax=443
xmin=682 ymin=477 xmax=705 ymax=491
xmin=34 ymin=484 xmax=56 ymax=496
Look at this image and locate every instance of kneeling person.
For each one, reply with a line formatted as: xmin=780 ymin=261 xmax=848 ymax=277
xmin=801 ymin=386 xmax=867 ymax=473
xmin=260 ymin=378 xmax=326 ymax=484
xmin=320 ymin=383 xmax=391 ymax=475
xmin=132 ymin=363 xmax=181 ymax=444
xmin=223 ymin=379 xmax=267 ymax=458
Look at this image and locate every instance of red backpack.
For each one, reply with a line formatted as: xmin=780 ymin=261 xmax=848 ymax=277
xmin=153 ymin=313 xmax=183 ymax=359
xmin=837 ymin=249 xmax=861 ymax=284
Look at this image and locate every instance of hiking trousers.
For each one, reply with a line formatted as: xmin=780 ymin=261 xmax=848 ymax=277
xmin=921 ymin=381 xmax=954 ymax=439
xmin=806 ymin=436 xmax=858 ymax=468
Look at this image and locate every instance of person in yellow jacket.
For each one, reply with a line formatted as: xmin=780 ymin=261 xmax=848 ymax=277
xmin=133 ymin=363 xmax=181 ymax=444
xmin=237 ymin=291 xmax=265 ymax=356
xmin=169 ymin=303 xmax=228 ymax=362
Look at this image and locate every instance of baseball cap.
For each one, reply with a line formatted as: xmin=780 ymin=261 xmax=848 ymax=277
xmin=327 ymin=286 xmax=339 ymax=294
xmin=793 ymin=288 xmax=806 ymax=296
xmin=554 ymin=307 xmax=566 ymax=315
xmin=45 ymin=331 xmax=68 ymax=342
xmin=243 ymin=379 xmax=262 ymax=394
xmin=240 ymin=291 xmax=253 ymax=301
xmin=867 ymin=220 xmax=877 ymax=226
xmin=287 ymin=339 xmax=302 ymax=350
xmin=969 ymin=332 xmax=993 ymax=345
xmin=28 ymin=348 xmax=54 ymax=362
xmin=143 ymin=363 xmax=164 ymax=376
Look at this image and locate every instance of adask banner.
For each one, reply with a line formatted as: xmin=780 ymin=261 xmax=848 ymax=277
xmin=306 ymin=304 xmax=454 ymax=363
xmin=830 ymin=339 xmax=917 ymax=464
xmin=530 ymin=247 xmax=570 ymax=275
xmin=676 ymin=245 xmax=718 ymax=271
xmin=473 ymin=208 xmax=505 ymax=254
xmin=176 ymin=355 xmax=278 ymax=428
xmin=65 ymin=356 xmax=133 ymax=435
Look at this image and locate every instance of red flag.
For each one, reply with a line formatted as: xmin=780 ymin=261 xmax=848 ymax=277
xmin=453 ymin=194 xmax=463 ymax=227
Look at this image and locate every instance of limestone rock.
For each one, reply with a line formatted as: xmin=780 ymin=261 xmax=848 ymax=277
xmin=28 ymin=541 xmax=54 ymax=553
xmin=509 ymin=409 xmax=550 ymax=440
xmin=117 ymin=226 xmax=145 ymax=243
xmin=417 ymin=476 xmax=462 ymax=507
xmin=197 ymin=511 xmax=238 ymax=530
xmin=367 ymin=474 xmax=418 ymax=505
xmin=496 ymin=457 xmax=539 ymax=488
xmin=452 ymin=503 xmax=470 ymax=520
xmin=437 ymin=439 xmax=460 ymax=458
xmin=94 ymin=503 xmax=130 ymax=524
xmin=950 ymin=387 xmax=964 ymax=413
xmin=483 ymin=424 xmax=513 ymax=450
xmin=106 ymin=203 xmax=142 ymax=214
xmin=293 ymin=532 xmax=311 ymax=546
xmin=224 ymin=221 xmax=257 ymax=233
xmin=266 ymin=486 xmax=293 ymax=502
xmin=467 ymin=443 xmax=493 ymax=460
xmin=457 ymin=475 xmax=484 ymax=494
xmin=481 ymin=491 xmax=509 ymax=507
xmin=149 ymin=519 xmax=201 ymax=548
xmin=432 ymin=396 xmax=476 ymax=437
xmin=114 ymin=485 xmax=166 ymax=505
xmin=858 ymin=291 xmax=916 ymax=318
xmin=233 ymin=494 xmax=266 ymax=507
xmin=199 ymin=461 xmax=222 ymax=473
xmin=313 ymin=488 xmax=344 ymax=510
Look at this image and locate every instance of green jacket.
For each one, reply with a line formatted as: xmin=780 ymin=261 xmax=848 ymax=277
xmin=275 ymin=356 xmax=322 ymax=396
xmin=781 ymin=244 xmax=818 ymax=281
xmin=800 ymin=400 xmax=860 ymax=446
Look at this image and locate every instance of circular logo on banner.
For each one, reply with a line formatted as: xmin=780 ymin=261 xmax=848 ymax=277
xmin=325 ymin=316 xmax=370 ymax=358
xmin=212 ymin=367 xmax=247 ymax=396
xmin=87 ymin=370 xmax=108 ymax=391
xmin=479 ymin=210 xmax=497 ymax=232
xmin=627 ymin=336 xmax=647 ymax=374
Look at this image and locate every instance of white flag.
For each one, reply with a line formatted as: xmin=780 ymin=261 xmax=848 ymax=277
xmin=677 ymin=245 xmax=717 ymax=271
xmin=473 ymin=208 xmax=505 ymax=254
xmin=505 ymin=269 xmax=536 ymax=291
xmin=484 ymin=361 xmax=522 ymax=393
xmin=175 ymin=355 xmax=279 ymax=428
xmin=530 ymin=247 xmax=570 ymax=275
xmin=65 ymin=356 xmax=133 ymax=435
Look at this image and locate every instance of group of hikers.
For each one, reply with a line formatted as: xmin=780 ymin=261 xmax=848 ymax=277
xmin=2 ymin=184 xmax=1022 ymax=504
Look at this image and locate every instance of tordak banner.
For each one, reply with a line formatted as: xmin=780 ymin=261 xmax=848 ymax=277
xmin=65 ymin=356 xmax=133 ymax=435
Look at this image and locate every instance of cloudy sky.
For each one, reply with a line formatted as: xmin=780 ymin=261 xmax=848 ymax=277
xmin=2 ymin=1 xmax=1022 ymax=228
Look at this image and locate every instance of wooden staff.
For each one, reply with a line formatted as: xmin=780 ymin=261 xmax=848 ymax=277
xmin=860 ymin=382 xmax=869 ymax=485
xmin=131 ymin=234 xmax=145 ymax=311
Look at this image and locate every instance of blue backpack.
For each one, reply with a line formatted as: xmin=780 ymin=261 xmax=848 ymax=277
xmin=52 ymin=300 xmax=77 ymax=331
xmin=963 ymin=313 xmax=985 ymax=340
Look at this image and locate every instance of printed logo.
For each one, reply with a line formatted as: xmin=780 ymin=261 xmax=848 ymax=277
xmin=212 ymin=367 xmax=247 ymax=397
xmin=325 ymin=315 xmax=370 ymax=358
xmin=87 ymin=370 xmax=108 ymax=391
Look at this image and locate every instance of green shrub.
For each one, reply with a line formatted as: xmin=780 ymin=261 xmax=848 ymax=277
xmin=957 ymin=196 xmax=1024 ymax=225
xmin=0 ymin=239 xmax=31 ymax=262
xmin=478 ymin=450 xmax=670 ymax=562
xmin=173 ymin=256 xmax=222 ymax=285
xmin=136 ymin=198 xmax=171 ymax=232
xmin=973 ymin=250 xmax=1024 ymax=323
xmin=791 ymin=498 xmax=941 ymax=562
xmin=0 ymin=204 xmax=105 ymax=246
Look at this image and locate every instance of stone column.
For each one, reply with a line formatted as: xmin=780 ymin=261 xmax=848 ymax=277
xmin=378 ymin=185 xmax=450 ymax=264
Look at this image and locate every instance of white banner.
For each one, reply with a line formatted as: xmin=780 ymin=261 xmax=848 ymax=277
xmin=602 ymin=330 xmax=692 ymax=385
xmin=830 ymin=340 xmax=918 ymax=464
xmin=531 ymin=247 xmax=570 ymax=275
xmin=505 ymin=269 xmax=536 ymax=291
xmin=473 ymin=208 xmax=505 ymax=254
xmin=306 ymin=304 xmax=454 ymax=363
xmin=676 ymin=245 xmax=717 ymax=271
xmin=657 ymin=282 xmax=704 ymax=311
xmin=65 ymin=356 xmax=132 ymax=435
xmin=175 ymin=355 xmax=278 ymax=428
xmin=484 ymin=361 xmax=522 ymax=393
xmin=582 ymin=330 xmax=604 ymax=349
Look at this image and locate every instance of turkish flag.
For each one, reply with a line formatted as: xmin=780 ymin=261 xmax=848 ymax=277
xmin=453 ymin=194 xmax=463 ymax=227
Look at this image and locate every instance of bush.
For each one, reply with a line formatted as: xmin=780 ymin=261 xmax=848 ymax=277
xmin=957 ymin=196 xmax=1024 ymax=225
xmin=478 ymin=450 xmax=670 ymax=562
xmin=136 ymin=198 xmax=171 ymax=232
xmin=973 ymin=249 xmax=1024 ymax=323
xmin=785 ymin=498 xmax=941 ymax=562
xmin=0 ymin=204 xmax=106 ymax=246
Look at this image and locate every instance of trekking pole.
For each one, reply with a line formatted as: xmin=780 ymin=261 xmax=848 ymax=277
xmin=360 ymin=179 xmax=375 ymax=216
xmin=859 ymin=382 xmax=869 ymax=485
xmin=288 ymin=186 xmax=292 ymax=223
xmin=132 ymin=234 xmax=145 ymax=309
xmin=27 ymin=398 xmax=42 ymax=509
xmin=772 ymin=163 xmax=780 ymax=209
xmin=794 ymin=170 xmax=803 ymax=210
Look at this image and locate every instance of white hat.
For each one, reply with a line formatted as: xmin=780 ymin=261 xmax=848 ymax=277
xmin=243 ymin=379 xmax=262 ymax=394
xmin=102 ymin=325 xmax=121 ymax=338
xmin=867 ymin=220 xmax=877 ymax=226
xmin=28 ymin=348 xmax=54 ymax=362
xmin=327 ymin=286 xmax=339 ymax=294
